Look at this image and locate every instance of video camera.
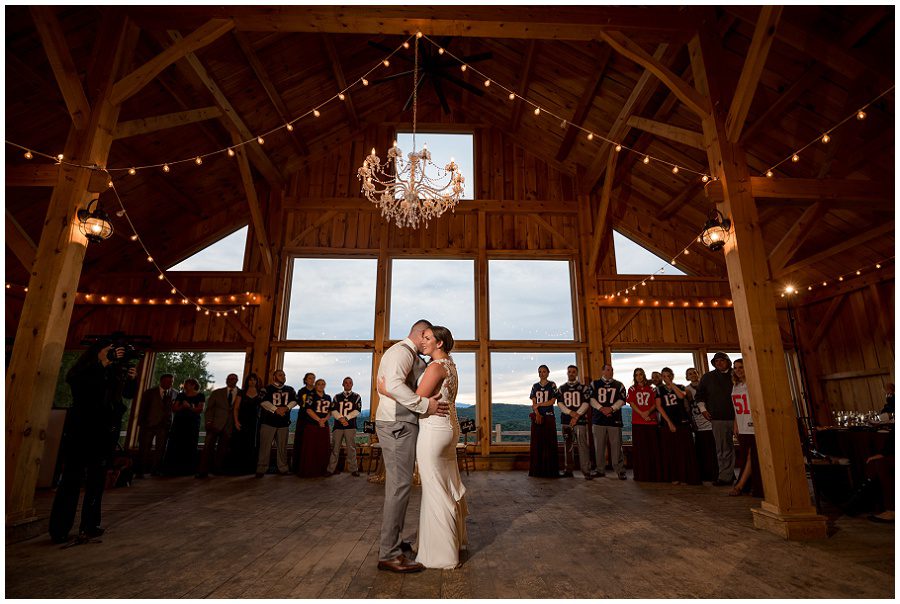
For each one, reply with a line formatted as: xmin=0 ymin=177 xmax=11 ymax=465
xmin=81 ymin=331 xmax=151 ymax=368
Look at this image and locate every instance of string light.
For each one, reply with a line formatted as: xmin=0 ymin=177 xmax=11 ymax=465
xmin=508 ymin=92 xmax=515 ymax=100
xmin=461 ymin=64 xmax=468 ymax=72
xmin=338 ymin=93 xmax=345 ymax=101
xmin=362 ymin=78 xmax=369 ymax=86
xmin=821 ymin=133 xmax=830 ymax=143
xmin=256 ymin=136 xmax=264 ymax=145
xmin=162 ymin=163 xmax=170 ymax=172
xmin=766 ymin=170 xmax=774 ymax=178
xmin=615 ymin=144 xmax=622 ymax=152
xmin=23 ymin=150 xmax=32 ymax=160
xmin=56 ymin=154 xmax=64 ymax=161
xmin=791 ymin=154 xmax=800 ymax=163
xmin=313 ymin=109 xmax=320 ymax=118
xmin=533 ymin=107 xmax=541 ymax=116
xmin=285 ymin=123 xmax=294 ymax=132
xmin=484 ymin=79 xmax=491 ymax=87
xmin=856 ymin=109 xmax=867 ymax=120
xmin=194 ymin=156 xmax=203 ymax=165
xmin=382 ymin=59 xmax=390 ymax=67
xmin=643 ymin=155 xmax=650 ymax=164
xmin=671 ymin=165 xmax=679 ymax=174
xmin=128 ymin=167 xmax=136 ymax=175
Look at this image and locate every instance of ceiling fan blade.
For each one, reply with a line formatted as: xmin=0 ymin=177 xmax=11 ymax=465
xmin=368 ymin=69 xmax=415 ymax=86
xmin=403 ymin=73 xmax=427 ymax=112
xmin=441 ymin=72 xmax=486 ymax=97
xmin=432 ymin=78 xmax=452 ymax=115
xmin=460 ymin=51 xmax=493 ymax=64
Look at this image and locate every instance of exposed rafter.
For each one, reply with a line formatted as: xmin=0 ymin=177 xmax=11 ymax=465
xmin=555 ymin=44 xmax=613 ymax=163
xmin=5 ymin=210 xmax=37 ymax=271
xmin=112 ymin=106 xmax=223 ymax=139
xmin=509 ymin=40 xmax=538 ymax=134
xmin=321 ymin=34 xmax=360 ymax=130
xmin=776 ymin=221 xmax=894 ymax=279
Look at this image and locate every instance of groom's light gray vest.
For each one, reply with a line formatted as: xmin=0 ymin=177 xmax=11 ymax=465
xmin=376 ymin=340 xmax=426 ymax=424
xmin=394 ymin=342 xmax=423 ymax=424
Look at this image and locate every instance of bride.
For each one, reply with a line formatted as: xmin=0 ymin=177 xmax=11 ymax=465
xmin=379 ymin=325 xmax=468 ymax=569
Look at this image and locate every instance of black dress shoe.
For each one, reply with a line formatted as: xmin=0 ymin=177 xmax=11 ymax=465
xmin=378 ymin=554 xmax=424 ymax=573
xmin=352 ymin=471 xmax=360 ymax=477
xmin=195 ymin=472 xmax=208 ymax=479
xmin=80 ymin=526 xmax=105 ymax=539
xmin=255 ymin=472 xmax=264 ymax=478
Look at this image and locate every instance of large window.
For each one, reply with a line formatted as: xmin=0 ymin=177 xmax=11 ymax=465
xmin=281 ymin=352 xmax=373 ymax=437
xmin=488 ymin=260 xmax=574 ymax=340
xmin=389 ymin=259 xmax=475 ymax=340
xmin=168 ymin=226 xmax=248 ymax=271
xmin=396 ymin=131 xmax=475 ymax=200
xmin=613 ymin=230 xmax=686 ymax=276
xmin=285 ymin=258 xmax=377 ymax=340
xmin=490 ymin=352 xmax=577 ymax=443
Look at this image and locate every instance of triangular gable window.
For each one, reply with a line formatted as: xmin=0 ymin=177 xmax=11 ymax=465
xmin=613 ymin=230 xmax=686 ymax=276
xmin=168 ymin=226 xmax=248 ymax=271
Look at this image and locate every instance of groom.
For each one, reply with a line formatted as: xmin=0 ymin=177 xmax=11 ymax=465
xmin=376 ymin=319 xmax=448 ymax=573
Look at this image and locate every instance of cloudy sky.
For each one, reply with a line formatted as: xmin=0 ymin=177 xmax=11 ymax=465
xmin=166 ymin=204 xmax=701 ymax=407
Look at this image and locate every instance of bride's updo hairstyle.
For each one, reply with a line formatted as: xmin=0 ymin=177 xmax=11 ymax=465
xmin=430 ymin=325 xmax=455 ymax=354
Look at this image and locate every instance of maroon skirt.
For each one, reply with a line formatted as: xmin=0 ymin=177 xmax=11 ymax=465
xmin=297 ymin=423 xmax=330 ymax=477
xmin=631 ymin=424 xmax=661 ymax=482
xmin=737 ymin=433 xmax=764 ymax=497
xmin=529 ymin=414 xmax=560 ymax=477
xmin=694 ymin=430 xmax=718 ymax=482
xmin=660 ymin=424 xmax=701 ymax=485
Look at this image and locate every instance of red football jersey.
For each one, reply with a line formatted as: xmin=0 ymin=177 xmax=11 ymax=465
xmin=627 ymin=383 xmax=659 ymax=425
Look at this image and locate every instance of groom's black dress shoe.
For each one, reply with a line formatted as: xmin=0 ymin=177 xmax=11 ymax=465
xmin=378 ymin=554 xmax=424 ymax=573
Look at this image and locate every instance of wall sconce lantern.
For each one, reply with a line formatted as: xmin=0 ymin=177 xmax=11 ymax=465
xmin=699 ymin=209 xmax=731 ymax=252
xmin=77 ymin=198 xmax=114 ymax=243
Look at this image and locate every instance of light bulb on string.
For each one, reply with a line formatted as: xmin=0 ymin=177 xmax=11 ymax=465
xmin=130 ymin=234 xmax=138 ymax=241
xmin=146 ymin=256 xmax=153 ymax=262
xmin=24 ymin=150 xmax=32 ymax=160
xmin=533 ymin=107 xmax=540 ymax=116
xmin=484 ymin=79 xmax=491 ymax=87
xmin=257 ymin=136 xmax=264 ymax=145
xmin=438 ymin=47 xmax=444 ymax=55
xmin=821 ymin=133 xmax=831 ymax=143
xmin=766 ymin=170 xmax=774 ymax=178
xmin=701 ymin=175 xmax=710 ymax=183
xmin=128 ymin=167 xmax=136 ymax=176
xmin=587 ymin=132 xmax=594 ymax=141
xmin=162 ymin=163 xmax=170 ymax=172
xmin=313 ymin=109 xmax=320 ymax=118
xmin=508 ymin=92 xmax=515 ymax=100
xmin=876 ymin=263 xmax=882 ymax=269
xmin=157 ymin=274 xmax=164 ymax=280
xmin=791 ymin=154 xmax=800 ymax=163
xmin=195 ymin=156 xmax=203 ymax=165
xmin=856 ymin=270 xmax=861 ymax=275
xmin=402 ymin=41 xmax=409 ymax=49
xmin=857 ymin=109 xmax=867 ymax=120
xmin=338 ymin=93 xmax=345 ymax=101
xmin=362 ymin=78 xmax=369 ymax=86
xmin=671 ymin=165 xmax=679 ymax=174
xmin=286 ymin=123 xmax=294 ymax=132
xmin=461 ymin=64 xmax=468 ymax=72
xmin=57 ymin=154 xmax=64 ymax=161
xmin=615 ymin=144 xmax=622 ymax=152
xmin=170 ymin=288 xmax=177 ymax=294
xmin=227 ymin=148 xmax=236 ymax=157
xmin=643 ymin=156 xmax=650 ymax=165
xmin=108 ymin=180 xmax=114 ymax=188
xmin=383 ymin=59 xmax=390 ymax=67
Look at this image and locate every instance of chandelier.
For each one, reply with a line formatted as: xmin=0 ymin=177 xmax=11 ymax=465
xmin=358 ymin=36 xmax=465 ymax=228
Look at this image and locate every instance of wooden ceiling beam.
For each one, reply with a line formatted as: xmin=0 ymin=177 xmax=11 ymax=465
xmin=750 ymin=177 xmax=893 ymax=205
xmin=509 ymin=41 xmax=538 ymax=133
xmin=112 ymin=106 xmax=222 ymax=139
xmin=167 ymin=29 xmax=285 ymax=188
xmin=767 ymin=202 xmax=826 ymax=276
xmin=233 ymin=30 xmax=309 ymax=157
xmin=29 ymin=7 xmax=92 ymax=130
xmin=625 ymin=116 xmax=705 ymax=150
xmin=724 ymin=6 xmax=782 ymax=142
xmin=128 ymin=6 xmax=700 ymax=39
xmin=588 ymin=152 xmax=618 ymax=274
xmin=231 ymin=131 xmax=273 ymax=274
xmin=6 ymin=164 xmax=60 ymax=188
xmin=808 ymin=294 xmax=847 ymax=350
xmin=657 ymin=180 xmax=705 ymax=220
xmin=110 ymin=18 xmax=234 ymax=105
xmin=5 ymin=209 xmax=37 ymax=272
xmin=775 ymin=221 xmax=894 ymax=279
xmin=555 ymin=44 xmax=614 ymax=162
xmin=282 ymin=197 xmax=579 ymax=214
xmin=321 ymin=33 xmax=360 ymax=130
xmin=597 ymin=30 xmax=710 ymax=118
xmin=604 ymin=308 xmax=642 ymax=344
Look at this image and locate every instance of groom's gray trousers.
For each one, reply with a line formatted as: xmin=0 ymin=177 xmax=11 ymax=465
xmin=376 ymin=420 xmax=419 ymax=560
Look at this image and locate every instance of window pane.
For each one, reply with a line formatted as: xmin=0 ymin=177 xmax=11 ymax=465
xmin=447 ymin=352 xmax=477 ymax=442
xmin=168 ymin=226 xmax=248 ymax=271
xmin=389 ymin=259 xmax=475 ymax=340
xmin=282 ymin=352 xmax=373 ymax=437
xmin=610 ymin=351 xmax=696 ymax=443
xmin=490 ymin=352 xmax=577 ymax=444
xmin=613 ymin=230 xmax=686 ymax=276
xmin=286 ymin=258 xmax=377 ymax=339
xmin=396 ymin=132 xmax=475 ymax=200
xmin=489 ymin=260 xmax=574 ymax=340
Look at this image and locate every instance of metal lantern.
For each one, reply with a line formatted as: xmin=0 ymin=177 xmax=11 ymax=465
xmin=77 ymin=198 xmax=114 ymax=243
xmin=699 ymin=209 xmax=731 ymax=252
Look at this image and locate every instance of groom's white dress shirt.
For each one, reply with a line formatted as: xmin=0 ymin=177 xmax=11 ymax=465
xmin=375 ymin=337 xmax=429 ymax=422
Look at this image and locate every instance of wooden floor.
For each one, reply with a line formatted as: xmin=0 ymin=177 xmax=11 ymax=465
xmin=6 ymin=471 xmax=894 ymax=598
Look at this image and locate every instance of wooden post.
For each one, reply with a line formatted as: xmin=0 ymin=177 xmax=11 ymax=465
xmin=476 ymin=210 xmax=491 ymax=455
xmin=370 ymin=221 xmax=390 ymax=419
xmin=6 ymin=13 xmax=132 ymax=524
xmin=577 ymin=193 xmax=605 ymax=379
xmin=690 ymin=28 xmax=826 ymax=539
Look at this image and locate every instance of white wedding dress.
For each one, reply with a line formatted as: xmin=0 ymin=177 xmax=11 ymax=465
xmin=415 ymin=357 xmax=468 ymax=569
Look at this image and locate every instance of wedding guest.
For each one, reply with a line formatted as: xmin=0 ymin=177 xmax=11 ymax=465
xmin=627 ymin=368 xmax=660 ymax=482
xmin=651 ymin=371 xmax=663 ymax=388
xmin=656 ymin=367 xmax=700 ymax=485
xmin=292 ymin=372 xmax=316 ymax=472
xmin=881 ymin=382 xmax=895 ymax=416
xmin=557 ymin=365 xmax=592 ymax=479
xmin=231 ymin=373 xmax=262 ymax=475
xmin=529 ymin=365 xmax=560 ymax=478
xmin=729 ymin=359 xmax=763 ymax=497
xmin=590 ymin=364 xmax=627 ymax=480
xmin=136 ymin=373 xmax=176 ymax=478
xmin=164 ymin=378 xmax=204 ymax=476
xmin=327 ymin=376 xmax=362 ymax=476
xmin=695 ymin=352 xmax=736 ymax=486
xmin=256 ymin=369 xmax=297 ymax=478
xmin=685 ymin=368 xmax=718 ymax=482
xmin=298 ymin=379 xmax=332 ymax=477
xmin=197 ymin=373 xmax=239 ymax=478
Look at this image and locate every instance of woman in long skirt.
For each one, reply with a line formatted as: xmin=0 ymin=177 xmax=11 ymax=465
xmin=164 ymin=378 xmax=204 ymax=475
xmin=730 ymin=359 xmax=764 ymax=497
xmin=685 ymin=368 xmax=718 ymax=482
xmin=656 ymin=367 xmax=701 ymax=485
xmin=627 ymin=368 xmax=661 ymax=482
xmin=528 ymin=365 xmax=560 ymax=478
xmin=229 ymin=373 xmax=262 ymax=475
xmin=298 ymin=379 xmax=332 ymax=477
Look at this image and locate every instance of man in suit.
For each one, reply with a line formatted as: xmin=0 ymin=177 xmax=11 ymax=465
xmin=375 ymin=319 xmax=448 ymax=574
xmin=136 ymin=373 xmax=176 ymax=478
xmin=197 ymin=373 xmax=240 ymax=478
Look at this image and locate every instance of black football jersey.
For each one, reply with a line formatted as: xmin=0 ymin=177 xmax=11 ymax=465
xmin=589 ymin=378 xmax=626 ymax=427
xmin=261 ymin=384 xmax=297 ymax=428
xmin=331 ymin=391 xmax=362 ymax=430
xmin=657 ymin=384 xmax=689 ymax=425
xmin=557 ymin=382 xmax=590 ymax=425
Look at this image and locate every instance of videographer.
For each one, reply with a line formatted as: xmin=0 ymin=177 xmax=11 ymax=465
xmin=49 ymin=340 xmax=138 ymax=544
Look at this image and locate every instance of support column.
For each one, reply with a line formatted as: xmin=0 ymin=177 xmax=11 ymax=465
xmin=5 ymin=15 xmax=132 ymax=524
xmin=476 ymin=210 xmax=491 ymax=455
xmin=370 ymin=221 xmax=390 ymax=418
xmin=690 ymin=30 xmax=826 ymax=539
xmin=577 ymin=193 xmax=606 ymax=379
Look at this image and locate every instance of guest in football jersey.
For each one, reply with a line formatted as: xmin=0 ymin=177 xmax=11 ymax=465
xmin=292 ymin=372 xmax=316 ymax=473
xmin=651 ymin=371 xmax=663 ymax=388
xmin=327 ymin=376 xmax=362 ymax=476
xmin=730 ymin=359 xmax=763 ymax=497
xmin=627 ymin=368 xmax=661 ymax=482
xmin=557 ymin=365 xmax=592 ymax=479
xmin=256 ymin=369 xmax=297 ymax=478
xmin=164 ymin=378 xmax=205 ymax=476
xmin=529 ymin=365 xmax=560 ymax=478
xmin=656 ymin=367 xmax=701 ymax=485
xmin=685 ymin=368 xmax=718 ymax=482
xmin=298 ymin=379 xmax=332 ymax=477
xmin=589 ymin=364 xmax=627 ymax=480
